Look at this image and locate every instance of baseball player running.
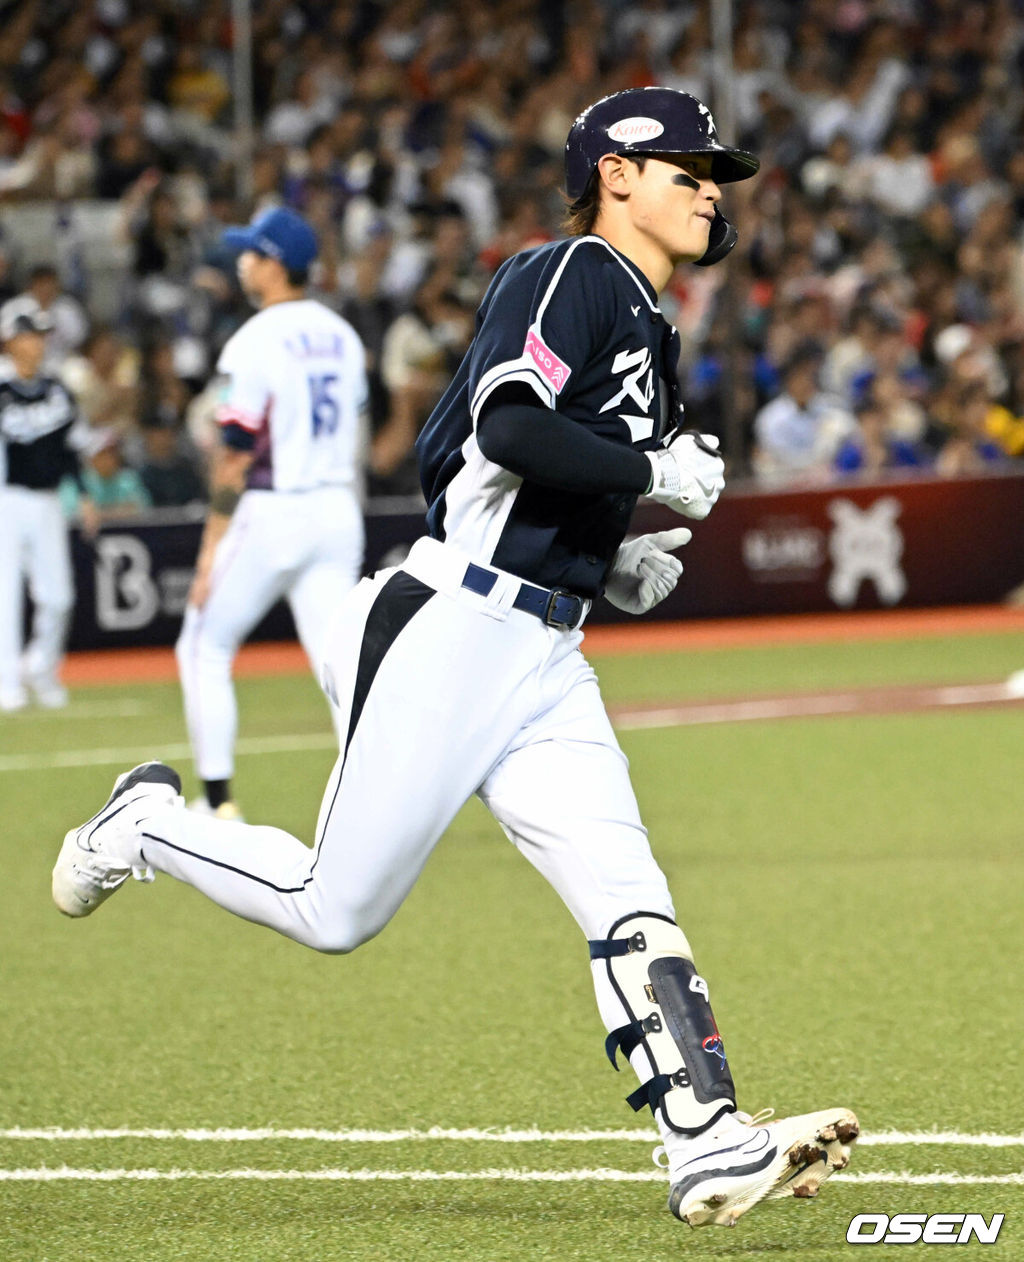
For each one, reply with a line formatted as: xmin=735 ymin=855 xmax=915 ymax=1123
xmin=54 ymin=90 xmax=857 ymax=1229
xmin=0 ymin=301 xmax=97 ymax=711
xmin=175 ymin=206 xmax=368 ymax=818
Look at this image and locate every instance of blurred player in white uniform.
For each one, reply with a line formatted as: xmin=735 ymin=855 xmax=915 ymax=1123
xmin=0 ymin=301 xmax=97 ymax=711
xmin=175 ymin=207 xmax=367 ymax=816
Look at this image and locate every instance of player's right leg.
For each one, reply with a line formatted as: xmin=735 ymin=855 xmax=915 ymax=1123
xmin=593 ymin=914 xmax=859 ymax=1227
xmin=479 ymin=660 xmax=858 ymax=1228
xmin=175 ymin=499 xmax=286 ymax=812
xmin=55 ymin=549 xmax=557 ymax=951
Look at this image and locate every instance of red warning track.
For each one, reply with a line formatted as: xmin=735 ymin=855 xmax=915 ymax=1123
xmin=63 ymin=604 xmax=1024 ymax=687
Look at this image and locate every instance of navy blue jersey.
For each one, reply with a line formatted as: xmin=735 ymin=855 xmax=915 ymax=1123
xmin=0 ymin=373 xmax=80 ymax=491
xmin=416 ymin=235 xmax=683 ymax=597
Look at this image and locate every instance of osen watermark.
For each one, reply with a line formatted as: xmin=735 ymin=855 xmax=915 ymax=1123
xmin=846 ymin=1212 xmax=1005 ymax=1244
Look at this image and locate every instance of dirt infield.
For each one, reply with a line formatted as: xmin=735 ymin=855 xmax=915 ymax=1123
xmin=63 ymin=604 xmax=1024 ymax=687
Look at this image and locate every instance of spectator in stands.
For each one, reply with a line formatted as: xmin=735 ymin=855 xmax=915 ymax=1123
xmin=136 ymin=414 xmax=207 ymax=509
xmin=338 ymin=228 xmax=399 ymax=458
xmin=95 ymin=119 xmax=166 ymax=201
xmin=60 ymin=326 xmax=140 ymax=437
xmin=980 ymin=393 xmax=1024 ymax=460
xmin=0 ymin=234 xmax=18 ymax=306
xmin=0 ymin=119 xmax=62 ymax=199
xmin=854 ymin=124 xmax=936 ymax=221
xmin=263 ymin=67 xmax=336 ymax=148
xmin=167 ymin=40 xmax=231 ymax=137
xmin=373 ymin=271 xmax=473 ymax=492
xmin=833 ymin=395 xmax=932 ymax=479
xmin=118 ymin=171 xmax=198 ymax=337
xmin=934 ymin=380 xmax=1011 ymax=476
xmin=822 ymin=305 xmax=890 ymax=403
xmin=59 ymin=427 xmax=151 ymax=523
xmin=1 ymin=265 xmax=89 ymax=371
xmin=752 ymin=341 xmax=857 ymax=486
xmin=478 ymin=191 xmax=554 ymax=274
xmin=801 ymin=132 xmax=857 ymax=203
xmin=135 ymin=338 xmax=194 ymax=441
xmin=282 ymin=122 xmax=350 ymax=222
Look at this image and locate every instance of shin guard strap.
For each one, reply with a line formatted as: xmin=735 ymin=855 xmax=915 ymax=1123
xmin=626 ymin=1069 xmax=689 ymax=1115
xmin=605 ymin=1012 xmax=663 ymax=1069
xmin=589 ymin=931 xmax=646 ymax=959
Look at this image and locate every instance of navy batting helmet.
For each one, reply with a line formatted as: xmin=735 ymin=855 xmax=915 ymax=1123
xmin=564 ymin=87 xmax=759 ymax=266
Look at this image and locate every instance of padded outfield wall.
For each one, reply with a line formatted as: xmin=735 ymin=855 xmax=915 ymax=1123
xmin=60 ymin=471 xmax=1024 ymax=649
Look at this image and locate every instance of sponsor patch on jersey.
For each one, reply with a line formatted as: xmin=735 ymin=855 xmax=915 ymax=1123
xmin=607 ymin=116 xmax=665 ymax=143
xmin=525 ymin=330 xmax=571 ymax=394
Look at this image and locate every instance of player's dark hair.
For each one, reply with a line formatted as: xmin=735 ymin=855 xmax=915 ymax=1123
xmin=562 ymin=155 xmax=649 ymax=237
xmin=285 ymin=266 xmax=310 ymax=287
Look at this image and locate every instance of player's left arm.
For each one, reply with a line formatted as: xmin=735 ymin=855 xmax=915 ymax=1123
xmin=477 ymin=384 xmax=654 ymax=493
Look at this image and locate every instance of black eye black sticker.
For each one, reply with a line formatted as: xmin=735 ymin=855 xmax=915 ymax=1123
xmin=671 ymin=171 xmax=701 ymax=192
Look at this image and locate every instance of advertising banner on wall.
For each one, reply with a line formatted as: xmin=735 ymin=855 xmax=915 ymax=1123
xmin=63 ymin=472 xmax=1024 ymax=649
xmin=617 ymin=469 xmax=1024 ymax=623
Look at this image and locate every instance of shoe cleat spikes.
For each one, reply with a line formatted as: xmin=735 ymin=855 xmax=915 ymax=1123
xmin=792 ymin=1181 xmax=819 ymax=1199
xmin=669 ymin=1106 xmax=860 ymax=1228
xmin=787 ymin=1141 xmax=827 ymax=1166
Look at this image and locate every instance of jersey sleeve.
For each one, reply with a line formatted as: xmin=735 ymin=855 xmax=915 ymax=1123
xmin=467 ymin=243 xmax=609 ymax=428
xmin=215 ymin=323 xmax=271 ymax=434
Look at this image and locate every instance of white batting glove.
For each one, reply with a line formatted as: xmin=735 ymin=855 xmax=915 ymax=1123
xmin=645 ymin=431 xmax=726 ymax=520
xmin=605 ymin=527 xmax=693 ymax=615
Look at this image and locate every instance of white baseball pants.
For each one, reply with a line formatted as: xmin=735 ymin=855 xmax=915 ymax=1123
xmin=144 ymin=535 xmax=675 ymax=949
xmin=175 ymin=485 xmax=364 ymax=780
xmin=0 ymin=485 xmax=73 ymax=697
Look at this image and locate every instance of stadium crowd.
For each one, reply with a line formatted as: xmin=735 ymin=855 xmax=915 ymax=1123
xmin=3 ymin=0 xmax=1024 ymax=508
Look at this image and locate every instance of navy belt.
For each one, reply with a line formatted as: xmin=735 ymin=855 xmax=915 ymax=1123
xmin=461 ymin=563 xmax=586 ymax=630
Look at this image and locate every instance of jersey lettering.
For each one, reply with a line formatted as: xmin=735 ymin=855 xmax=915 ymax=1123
xmin=0 ymin=393 xmax=74 ymax=441
xmin=599 ymin=346 xmax=655 ymax=434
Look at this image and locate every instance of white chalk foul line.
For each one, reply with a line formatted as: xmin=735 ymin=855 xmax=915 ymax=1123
xmin=0 ymin=732 xmax=336 ymax=774
xmin=20 ymin=700 xmax=152 ymax=720
xmin=1 ymin=680 xmax=1016 ymax=773
xmin=5 ymin=1129 xmax=1019 ymax=1187
xmin=0 ymin=1167 xmax=1022 ymax=1185
xmin=2 ymin=1127 xmax=1021 ymax=1146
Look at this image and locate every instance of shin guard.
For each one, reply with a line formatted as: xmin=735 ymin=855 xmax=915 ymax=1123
xmin=590 ymin=911 xmax=736 ymax=1135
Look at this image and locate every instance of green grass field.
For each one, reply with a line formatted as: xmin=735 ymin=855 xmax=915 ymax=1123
xmin=2 ymin=624 xmax=1022 ymax=1260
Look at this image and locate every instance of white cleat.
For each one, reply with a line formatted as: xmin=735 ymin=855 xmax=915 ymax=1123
xmin=665 ymin=1106 xmax=859 ymax=1228
xmin=52 ymin=761 xmax=183 ymax=918
xmin=0 ymin=688 xmax=28 ymax=713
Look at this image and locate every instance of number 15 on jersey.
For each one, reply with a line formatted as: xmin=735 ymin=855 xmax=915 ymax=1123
xmin=309 ymin=373 xmax=340 ymax=436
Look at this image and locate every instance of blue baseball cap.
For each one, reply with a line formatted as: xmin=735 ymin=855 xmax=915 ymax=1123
xmin=222 ymin=206 xmax=318 ymax=271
